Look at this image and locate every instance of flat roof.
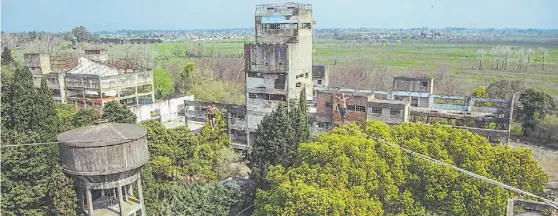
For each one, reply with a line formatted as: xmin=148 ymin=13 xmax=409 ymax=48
xmin=369 ymin=99 xmax=409 ymax=105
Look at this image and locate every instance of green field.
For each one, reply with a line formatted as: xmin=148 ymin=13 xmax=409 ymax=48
xmin=108 ymin=38 xmax=558 ymax=98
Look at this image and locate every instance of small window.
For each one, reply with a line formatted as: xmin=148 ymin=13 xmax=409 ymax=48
xmin=347 ymin=105 xmax=356 ymax=111
xmin=390 ymin=109 xmax=400 ymax=116
xmin=317 ymin=80 xmax=322 ymax=84
xmin=296 ymin=82 xmax=301 ymax=87
xmin=325 ymin=102 xmax=333 ymax=107
xmin=422 ymin=82 xmax=428 ymax=87
xmin=248 ymin=72 xmax=263 ymax=78
xmin=411 ymin=98 xmax=419 ymax=107
xmin=279 ymin=62 xmax=283 ymax=66
xmin=265 ymin=62 xmax=268 ymax=66
xmin=356 ymin=105 xmax=366 ymax=112
xmin=305 ymin=73 xmax=309 ymax=78
xmin=251 ymin=62 xmax=255 ymax=65
xmin=249 ymin=93 xmax=257 ymax=99
xmin=270 ymin=94 xmax=286 ymax=101
xmin=371 ymin=107 xmax=382 ymax=114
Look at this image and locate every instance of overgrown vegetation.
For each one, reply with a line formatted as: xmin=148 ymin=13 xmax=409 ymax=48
xmin=254 ymin=121 xmax=549 ymax=215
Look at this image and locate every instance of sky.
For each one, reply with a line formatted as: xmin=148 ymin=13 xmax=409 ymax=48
xmin=1 ymin=0 xmax=557 ymax=32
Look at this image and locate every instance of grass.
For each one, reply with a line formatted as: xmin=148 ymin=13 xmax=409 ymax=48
xmin=108 ymin=38 xmax=558 ymax=96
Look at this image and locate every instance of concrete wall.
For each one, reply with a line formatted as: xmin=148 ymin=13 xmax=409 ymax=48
xmin=367 ymin=101 xmax=409 ymax=124
xmin=24 ymin=53 xmax=51 ymax=75
xmin=393 ymin=77 xmax=434 ymax=93
xmin=131 ymin=95 xmax=194 ymax=123
xmin=100 ymin=71 xmax=153 ymax=90
xmin=316 ymin=92 xmax=368 ymax=124
xmin=244 ymin=43 xmax=289 ymax=72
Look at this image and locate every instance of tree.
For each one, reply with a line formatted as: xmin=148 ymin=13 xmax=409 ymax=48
xmin=1 ymin=65 xmax=78 ymax=215
xmin=56 ymin=104 xmax=79 ymax=132
xmin=101 ymin=100 xmax=137 ymax=123
xmin=472 ymin=86 xmax=488 ymax=98
xmin=1 ymin=47 xmax=13 ymax=65
xmin=33 ymin=78 xmax=62 ymax=138
xmin=153 ymin=68 xmax=174 ymax=99
xmin=540 ymin=47 xmax=547 ymax=72
xmin=249 ymin=105 xmax=296 ymax=190
xmin=155 ymin=183 xmax=242 ymax=216
xmin=254 ymin=122 xmax=548 ymax=215
xmin=71 ymin=26 xmax=92 ymax=42
xmin=517 ymin=89 xmax=556 ymax=136
xmin=73 ymin=108 xmax=99 ymax=127
xmin=298 ymin=87 xmax=310 ymax=141
xmin=1 ymin=66 xmax=36 ymax=131
xmin=486 ymin=80 xmax=525 ymax=100
xmin=475 ymin=49 xmax=486 ymax=70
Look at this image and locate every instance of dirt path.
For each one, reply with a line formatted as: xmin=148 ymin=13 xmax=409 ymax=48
xmin=509 ymin=142 xmax=558 ymax=182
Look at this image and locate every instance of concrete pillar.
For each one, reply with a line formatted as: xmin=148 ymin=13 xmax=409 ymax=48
xmin=86 ymin=188 xmax=93 ymax=216
xmin=118 ymin=185 xmax=125 ymax=216
xmin=137 ymin=176 xmax=146 ymax=216
xmin=151 ymin=82 xmax=156 ymax=104
xmin=506 ymin=199 xmax=515 ymax=216
xmin=135 ymin=86 xmax=139 ymax=107
xmin=76 ymin=185 xmax=84 ymax=208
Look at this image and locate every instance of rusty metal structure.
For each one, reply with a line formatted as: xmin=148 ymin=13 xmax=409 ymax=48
xmin=57 ymin=123 xmax=149 ymax=216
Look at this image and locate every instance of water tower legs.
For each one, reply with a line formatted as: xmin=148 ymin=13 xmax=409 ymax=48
xmin=117 ymin=186 xmax=125 ymax=216
xmin=86 ymin=189 xmax=93 ymax=216
xmin=138 ymin=175 xmax=146 ymax=216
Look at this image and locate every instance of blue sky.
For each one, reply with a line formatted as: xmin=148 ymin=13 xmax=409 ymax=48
xmin=2 ymin=0 xmax=557 ymax=32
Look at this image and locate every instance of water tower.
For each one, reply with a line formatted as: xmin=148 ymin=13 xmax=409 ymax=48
xmin=57 ymin=123 xmax=149 ymax=216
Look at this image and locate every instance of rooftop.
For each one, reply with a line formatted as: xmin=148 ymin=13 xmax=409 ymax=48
xmin=57 ymin=123 xmax=147 ymax=147
xmin=369 ymin=99 xmax=409 ymax=105
xmin=394 ymin=76 xmax=433 ymax=81
xmin=66 ymin=58 xmax=149 ymax=77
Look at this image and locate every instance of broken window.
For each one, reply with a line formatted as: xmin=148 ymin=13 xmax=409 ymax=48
xmin=390 ymin=109 xmax=400 ymax=116
xmin=317 ymin=80 xmax=322 ymax=84
xmin=422 ymin=82 xmax=428 ymax=87
xmin=248 ymin=72 xmax=263 ymax=78
xmin=275 ymin=74 xmax=286 ymax=89
xmin=249 ymin=93 xmax=257 ymax=99
xmin=296 ymin=82 xmax=301 ymax=87
xmin=325 ymin=102 xmax=333 ymax=107
xmin=270 ymin=94 xmax=286 ymax=101
xmin=301 ymin=23 xmax=312 ymax=29
xmin=251 ymin=62 xmax=255 ymax=65
xmin=270 ymin=24 xmax=280 ymax=29
xmin=355 ymin=105 xmax=366 ymax=112
xmin=305 ymin=73 xmax=309 ymax=78
xmin=347 ymin=105 xmax=355 ymax=111
xmin=371 ymin=107 xmax=382 ymax=114
xmin=411 ymin=98 xmax=419 ymax=107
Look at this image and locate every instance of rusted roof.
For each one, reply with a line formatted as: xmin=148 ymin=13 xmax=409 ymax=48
xmin=51 ymin=54 xmax=79 ymax=72
xmin=57 ymin=123 xmax=147 ymax=147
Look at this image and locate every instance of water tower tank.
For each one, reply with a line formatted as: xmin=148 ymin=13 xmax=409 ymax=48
xmin=57 ymin=123 xmax=149 ymax=216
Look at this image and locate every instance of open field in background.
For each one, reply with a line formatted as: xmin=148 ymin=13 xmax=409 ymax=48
xmin=119 ymin=38 xmax=558 ymax=97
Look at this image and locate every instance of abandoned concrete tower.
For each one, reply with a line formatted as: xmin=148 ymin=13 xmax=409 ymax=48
xmin=57 ymin=123 xmax=149 ymax=216
xmin=245 ymin=2 xmax=314 ymax=130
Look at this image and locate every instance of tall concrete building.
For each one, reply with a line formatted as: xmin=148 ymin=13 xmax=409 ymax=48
xmin=244 ymin=2 xmax=314 ymax=132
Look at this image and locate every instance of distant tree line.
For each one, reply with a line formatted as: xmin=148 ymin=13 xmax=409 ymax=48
xmin=97 ymin=38 xmax=163 ymax=44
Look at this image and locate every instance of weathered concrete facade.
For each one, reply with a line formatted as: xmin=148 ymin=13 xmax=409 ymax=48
xmin=246 ymin=3 xmax=314 ymax=133
xmin=313 ymin=76 xmax=514 ymax=144
xmin=24 ymin=50 xmax=155 ymax=112
xmin=312 ymin=65 xmax=329 ymax=89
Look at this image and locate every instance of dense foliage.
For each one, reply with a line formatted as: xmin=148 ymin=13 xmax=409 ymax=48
xmin=101 ymin=100 xmax=137 ymax=123
xmin=139 ymin=112 xmax=246 ymax=215
xmin=250 ymin=96 xmax=311 ymax=191
xmin=516 ymin=88 xmax=556 ymax=137
xmin=155 ymin=183 xmax=243 ymax=216
xmin=1 ymin=65 xmax=79 ymax=215
xmin=254 ymin=121 xmax=548 ymax=215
